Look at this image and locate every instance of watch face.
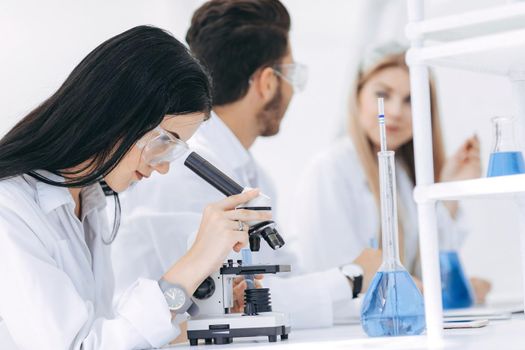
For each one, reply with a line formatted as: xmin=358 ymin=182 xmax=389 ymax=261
xmin=342 ymin=264 xmax=364 ymax=278
xmin=164 ymin=288 xmax=186 ymax=310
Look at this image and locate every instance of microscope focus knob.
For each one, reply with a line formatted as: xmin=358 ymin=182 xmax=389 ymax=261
xmin=249 ymin=235 xmax=261 ymax=252
xmin=193 ymin=276 xmax=216 ymax=300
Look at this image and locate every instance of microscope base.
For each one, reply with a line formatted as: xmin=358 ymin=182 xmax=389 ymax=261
xmin=187 ymin=312 xmax=290 ymax=346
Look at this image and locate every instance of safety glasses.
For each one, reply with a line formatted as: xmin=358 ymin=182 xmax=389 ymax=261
xmin=137 ymin=127 xmax=189 ymax=166
xmin=273 ymin=62 xmax=309 ymax=92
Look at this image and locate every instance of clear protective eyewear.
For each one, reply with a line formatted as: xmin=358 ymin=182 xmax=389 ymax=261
xmin=137 ymin=127 xmax=190 ymax=166
xmin=272 ymin=62 xmax=308 ymax=92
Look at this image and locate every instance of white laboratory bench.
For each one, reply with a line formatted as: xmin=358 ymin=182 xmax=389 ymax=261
xmin=163 ymin=316 xmax=525 ymax=350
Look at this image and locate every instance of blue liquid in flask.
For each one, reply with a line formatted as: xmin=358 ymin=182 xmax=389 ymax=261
xmin=487 ymin=151 xmax=525 ymax=177
xmin=440 ymin=251 xmax=473 ymax=309
xmin=361 ymin=270 xmax=426 ymax=337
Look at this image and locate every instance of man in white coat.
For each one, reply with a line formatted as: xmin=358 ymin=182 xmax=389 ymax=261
xmin=112 ymin=0 xmax=363 ymax=328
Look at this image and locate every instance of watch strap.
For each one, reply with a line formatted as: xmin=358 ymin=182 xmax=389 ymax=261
xmin=351 ymin=275 xmax=363 ymax=298
xmin=187 ymin=301 xmax=199 ymax=316
xmin=340 ymin=264 xmax=364 ymax=299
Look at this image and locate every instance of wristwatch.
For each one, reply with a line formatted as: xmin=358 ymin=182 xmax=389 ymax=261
xmin=340 ymin=263 xmax=364 ymax=298
xmin=158 ymin=279 xmax=199 ymax=316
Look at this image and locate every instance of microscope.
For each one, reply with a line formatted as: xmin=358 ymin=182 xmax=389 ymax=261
xmin=184 ymin=152 xmax=291 ymax=346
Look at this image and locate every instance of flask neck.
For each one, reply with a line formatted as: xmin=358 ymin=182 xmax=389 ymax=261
xmin=492 ymin=117 xmax=519 ymax=153
xmin=378 ymin=151 xmax=403 ymax=270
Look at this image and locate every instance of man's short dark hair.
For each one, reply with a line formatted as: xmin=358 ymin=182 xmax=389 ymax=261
xmin=186 ymin=0 xmax=291 ymax=106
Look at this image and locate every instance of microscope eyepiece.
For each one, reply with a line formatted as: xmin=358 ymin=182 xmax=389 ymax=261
xmin=184 ymin=152 xmax=243 ymax=196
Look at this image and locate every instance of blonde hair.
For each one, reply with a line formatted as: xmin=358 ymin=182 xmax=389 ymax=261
xmin=348 ymin=51 xmax=445 ymax=267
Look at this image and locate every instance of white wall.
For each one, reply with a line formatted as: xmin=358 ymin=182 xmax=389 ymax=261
xmin=0 ymin=0 xmax=174 ymax=129
xmin=1 ymin=0 xmax=522 ymax=302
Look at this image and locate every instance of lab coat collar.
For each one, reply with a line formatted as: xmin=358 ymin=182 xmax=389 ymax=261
xmin=80 ymin=182 xmax=107 ymax=221
xmin=33 ymin=171 xmax=74 ymax=214
xmin=196 ymin=111 xmax=253 ymax=172
xmin=33 ymin=170 xmax=106 ymax=217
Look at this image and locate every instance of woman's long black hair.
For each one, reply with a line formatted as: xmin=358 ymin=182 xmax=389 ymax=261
xmin=0 ymin=25 xmax=212 ymax=242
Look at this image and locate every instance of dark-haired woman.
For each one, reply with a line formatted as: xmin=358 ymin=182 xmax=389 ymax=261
xmin=0 ymin=26 xmax=268 ymax=350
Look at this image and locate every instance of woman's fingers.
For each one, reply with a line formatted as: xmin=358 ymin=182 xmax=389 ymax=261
xmin=233 ymin=242 xmax=244 ymax=252
xmin=464 ymin=134 xmax=479 ymax=147
xmin=233 ymin=275 xmax=263 ymax=286
xmin=225 ymin=208 xmax=272 ymax=222
xmin=233 ymin=276 xmax=245 ymax=284
xmin=233 ymin=280 xmax=247 ymax=302
xmin=232 ymin=230 xmax=249 ymax=252
xmin=467 ymin=148 xmax=481 ymax=158
xmin=412 ymin=276 xmax=424 ymax=293
xmin=214 ymin=189 xmax=260 ymax=210
xmin=193 ymin=192 xmax=267 ymax=279
xmin=467 ymin=138 xmax=481 ymax=157
xmin=457 ymin=135 xmax=480 ymax=158
xmin=470 ymin=277 xmax=492 ymax=304
xmin=226 ymin=219 xmax=250 ymax=232
xmin=453 ymin=136 xmax=481 ymax=175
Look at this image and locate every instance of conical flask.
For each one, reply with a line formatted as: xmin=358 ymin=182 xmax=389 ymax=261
xmin=487 ymin=116 xmax=525 ymax=177
xmin=439 ymin=219 xmax=474 ymax=309
xmin=360 ymin=151 xmax=426 ymax=337
xmin=440 ymin=250 xmax=474 ymax=309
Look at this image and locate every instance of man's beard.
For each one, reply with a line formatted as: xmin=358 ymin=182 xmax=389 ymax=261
xmin=256 ymin=82 xmax=287 ymax=137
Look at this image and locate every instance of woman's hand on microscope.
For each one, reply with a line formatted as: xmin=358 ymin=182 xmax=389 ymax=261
xmin=231 ymin=275 xmax=264 ymax=313
xmin=163 ymin=189 xmax=272 ymax=294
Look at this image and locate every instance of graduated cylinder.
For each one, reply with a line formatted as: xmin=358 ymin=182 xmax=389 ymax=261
xmin=360 ymin=151 xmax=426 ymax=337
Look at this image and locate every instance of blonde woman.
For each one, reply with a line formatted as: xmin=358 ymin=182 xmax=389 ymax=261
xmin=289 ymin=43 xmax=490 ymax=318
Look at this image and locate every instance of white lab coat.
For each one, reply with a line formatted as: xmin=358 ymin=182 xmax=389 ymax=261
xmin=0 ymin=172 xmax=178 ymax=350
xmin=112 ymin=112 xmax=356 ymax=329
xmin=288 ymin=136 xmax=467 ymax=314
